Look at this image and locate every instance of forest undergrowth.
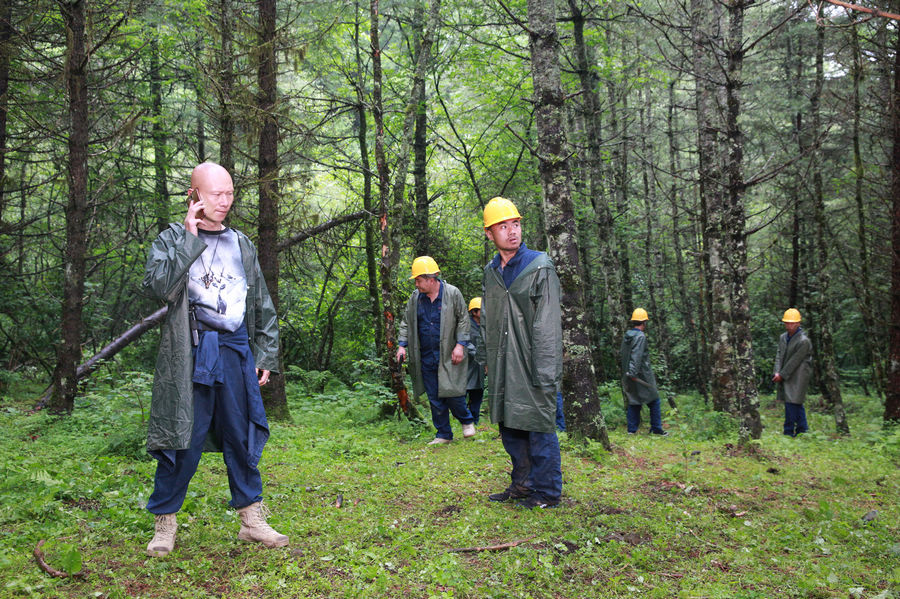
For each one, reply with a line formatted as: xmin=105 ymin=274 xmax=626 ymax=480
xmin=0 ymin=370 xmax=898 ymax=598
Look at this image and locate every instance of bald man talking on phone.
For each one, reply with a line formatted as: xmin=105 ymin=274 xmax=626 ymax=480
xmin=141 ymin=162 xmax=287 ymax=557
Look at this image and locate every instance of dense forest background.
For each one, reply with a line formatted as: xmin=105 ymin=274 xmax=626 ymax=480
xmin=0 ymin=0 xmax=897 ymax=438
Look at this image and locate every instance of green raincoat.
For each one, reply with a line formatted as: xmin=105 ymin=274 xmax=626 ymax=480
xmin=774 ymin=328 xmax=812 ymax=405
xmin=397 ymin=281 xmax=470 ymax=399
xmin=479 ymin=253 xmax=562 ymax=433
xmin=142 ymin=223 xmax=279 ymax=453
xmin=620 ymin=328 xmax=659 ymax=406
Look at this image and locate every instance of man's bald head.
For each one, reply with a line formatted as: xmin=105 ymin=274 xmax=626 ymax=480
xmin=188 ymin=162 xmax=235 ymax=231
xmin=191 ymin=162 xmax=232 ymax=190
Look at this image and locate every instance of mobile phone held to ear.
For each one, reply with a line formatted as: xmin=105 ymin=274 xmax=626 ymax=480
xmin=190 ymin=188 xmax=205 ymax=219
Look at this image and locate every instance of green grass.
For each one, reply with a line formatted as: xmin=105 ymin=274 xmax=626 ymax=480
xmin=0 ymin=372 xmax=898 ymax=598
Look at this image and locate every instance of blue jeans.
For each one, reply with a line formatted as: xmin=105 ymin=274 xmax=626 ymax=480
xmin=556 ymin=391 xmax=566 ymax=432
xmin=467 ymin=388 xmax=484 ymax=425
xmin=498 ymin=423 xmax=562 ymax=502
xmin=784 ymin=403 xmax=808 ymax=436
xmin=626 ymin=398 xmax=663 ymax=433
xmin=423 ymin=367 xmax=473 ymax=439
xmin=147 ymin=334 xmax=264 ymax=514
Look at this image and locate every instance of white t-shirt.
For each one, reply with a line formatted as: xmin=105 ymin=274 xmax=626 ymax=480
xmin=188 ymin=228 xmax=247 ymax=332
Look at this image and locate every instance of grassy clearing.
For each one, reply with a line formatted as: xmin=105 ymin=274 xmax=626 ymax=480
xmin=0 ymin=372 xmax=898 ymax=598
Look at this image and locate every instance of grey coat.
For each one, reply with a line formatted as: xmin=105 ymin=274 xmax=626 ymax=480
xmin=466 ymin=316 xmax=485 ymax=391
xmin=774 ymin=328 xmax=813 ymax=405
xmin=479 ymin=253 xmax=562 ymax=433
xmin=397 ymin=281 xmax=470 ymax=399
xmin=142 ymin=223 xmax=279 ymax=453
xmin=620 ymin=328 xmax=659 ymax=406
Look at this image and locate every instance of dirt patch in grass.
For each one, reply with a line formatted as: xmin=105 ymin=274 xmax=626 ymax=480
xmin=62 ymin=497 xmax=102 ymax=511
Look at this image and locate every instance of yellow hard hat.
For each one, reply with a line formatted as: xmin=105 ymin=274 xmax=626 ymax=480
xmin=468 ymin=297 xmax=482 ymax=311
xmin=409 ymin=256 xmax=440 ymax=279
xmin=483 ymin=196 xmax=522 ymax=228
xmin=782 ymin=308 xmax=802 ymax=323
xmin=630 ymin=308 xmax=649 ymax=322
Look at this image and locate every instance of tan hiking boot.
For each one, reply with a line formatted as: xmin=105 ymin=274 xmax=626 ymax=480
xmin=236 ymin=502 xmax=289 ymax=548
xmin=146 ymin=513 xmax=177 ymax=557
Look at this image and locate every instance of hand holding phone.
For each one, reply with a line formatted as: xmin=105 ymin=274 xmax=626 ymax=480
xmin=184 ymin=188 xmax=206 ymax=235
xmin=189 ymin=188 xmax=206 ymax=220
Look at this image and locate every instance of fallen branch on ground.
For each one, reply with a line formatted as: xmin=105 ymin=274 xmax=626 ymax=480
xmin=33 ymin=540 xmax=84 ymax=579
xmin=447 ymin=536 xmax=535 ymax=553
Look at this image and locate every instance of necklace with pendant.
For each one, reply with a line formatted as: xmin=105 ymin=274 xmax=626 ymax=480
xmin=199 ymin=233 xmax=222 ymax=289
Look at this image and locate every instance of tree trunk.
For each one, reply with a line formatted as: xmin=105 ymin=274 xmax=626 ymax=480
xmin=606 ymin=77 xmax=632 ymax=315
xmin=723 ymin=0 xmax=761 ymax=443
xmin=850 ymin=15 xmax=885 ymax=398
xmin=667 ymin=79 xmax=706 ymax=398
xmin=195 ymin=80 xmax=206 ymax=162
xmin=49 ymin=0 xmax=90 ymax=414
xmin=638 ymin=83 xmax=673 ymax=396
xmin=0 ymin=0 xmax=11 ymax=220
xmin=257 ymin=0 xmax=288 ymax=419
xmin=569 ymin=1 xmax=625 ymax=357
xmin=354 ymin=2 xmax=383 ymax=351
xmin=808 ymin=23 xmax=848 ymax=435
xmin=692 ymin=0 xmax=732 ymax=414
xmin=219 ymin=0 xmax=235 ymax=174
xmin=411 ymin=2 xmax=429 ymax=257
xmin=885 ymin=21 xmax=900 ymax=426
xmin=150 ymin=36 xmax=169 ymax=233
xmin=527 ymin=0 xmax=609 ymax=449
xmin=370 ymin=0 xmax=441 ymax=412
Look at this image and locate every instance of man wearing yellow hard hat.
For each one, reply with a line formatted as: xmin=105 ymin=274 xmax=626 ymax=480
xmin=397 ymin=256 xmax=476 ymax=444
xmin=479 ymin=197 xmax=563 ymax=509
xmin=465 ymin=297 xmax=486 ymax=425
xmin=620 ymin=308 xmax=668 ymax=436
xmin=773 ymin=308 xmax=813 ymax=436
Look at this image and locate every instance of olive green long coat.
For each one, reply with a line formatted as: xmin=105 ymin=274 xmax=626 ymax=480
xmin=397 ymin=281 xmax=470 ymax=399
xmin=142 ymin=224 xmax=279 ymax=454
xmin=479 ymin=253 xmax=562 ymax=433
xmin=774 ymin=328 xmax=813 ymax=405
xmin=620 ymin=328 xmax=659 ymax=406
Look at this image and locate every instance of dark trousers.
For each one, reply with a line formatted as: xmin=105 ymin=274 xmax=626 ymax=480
xmin=499 ymin=423 xmax=562 ymax=502
xmin=626 ymin=398 xmax=663 ymax=434
xmin=147 ymin=341 xmax=263 ymax=514
xmin=556 ymin=391 xmax=566 ymax=432
xmin=467 ymin=388 xmax=484 ymax=425
xmin=784 ymin=402 xmax=808 ymax=436
xmin=423 ymin=367 xmax=473 ymax=439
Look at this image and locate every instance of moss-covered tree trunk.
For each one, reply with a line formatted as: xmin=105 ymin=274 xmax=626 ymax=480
xmin=692 ymin=0 xmax=733 ymax=415
xmin=527 ymin=0 xmax=609 ymax=449
xmin=723 ymin=0 xmax=761 ymax=443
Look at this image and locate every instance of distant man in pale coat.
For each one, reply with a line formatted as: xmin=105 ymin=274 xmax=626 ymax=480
xmin=397 ymin=256 xmax=475 ymax=444
xmin=479 ymin=197 xmax=563 ymax=509
xmin=773 ymin=308 xmax=813 ymax=436
xmin=620 ymin=308 xmax=668 ymax=436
